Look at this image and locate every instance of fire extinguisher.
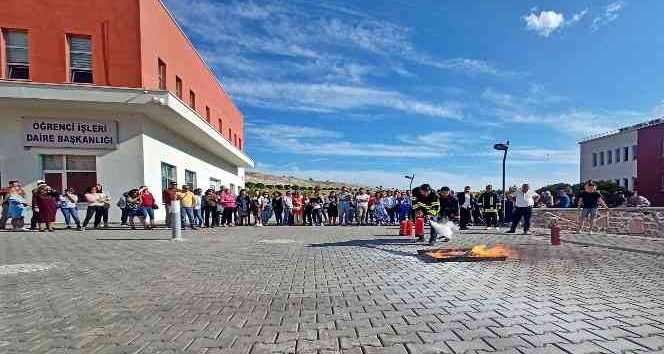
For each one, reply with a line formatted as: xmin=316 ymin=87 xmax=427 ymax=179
xmin=551 ymin=221 xmax=561 ymax=246
xmin=406 ymin=219 xmax=413 ymax=236
xmin=415 ymin=217 xmax=425 ymax=238
xmin=399 ymin=220 xmax=407 ymax=236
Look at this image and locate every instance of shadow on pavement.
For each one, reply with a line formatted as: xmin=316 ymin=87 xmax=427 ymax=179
xmin=306 ymin=237 xmax=435 ymax=260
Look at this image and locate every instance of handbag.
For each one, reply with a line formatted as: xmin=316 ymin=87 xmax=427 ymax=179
xmin=152 ymin=204 xmax=159 ymax=210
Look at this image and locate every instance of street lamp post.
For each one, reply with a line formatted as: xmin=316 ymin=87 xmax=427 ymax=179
xmin=493 ymin=141 xmax=509 ymax=224
xmin=404 ymin=174 xmax=415 ymax=191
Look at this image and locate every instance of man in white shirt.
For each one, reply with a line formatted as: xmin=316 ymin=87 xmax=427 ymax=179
xmin=355 ymin=188 xmax=370 ymax=226
xmin=506 ymin=184 xmax=539 ymax=234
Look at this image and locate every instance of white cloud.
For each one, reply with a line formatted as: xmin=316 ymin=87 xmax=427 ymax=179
xmin=591 ymin=1 xmax=626 ymax=32
xmin=482 ymin=88 xmax=516 ymax=107
xmin=522 ymin=8 xmax=589 ymax=37
xmin=225 ymin=80 xmax=463 ymax=119
xmin=523 ymin=10 xmax=565 ymax=37
xmin=504 ymin=110 xmax=644 ymax=138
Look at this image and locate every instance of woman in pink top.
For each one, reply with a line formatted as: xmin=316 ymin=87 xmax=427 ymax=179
xmin=220 ymin=187 xmax=236 ymax=227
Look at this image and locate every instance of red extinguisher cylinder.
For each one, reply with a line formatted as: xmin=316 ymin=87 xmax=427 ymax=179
xmin=415 ymin=218 xmax=425 ymax=237
xmin=406 ymin=220 xmax=413 ymax=236
xmin=551 ymin=225 xmax=561 ymax=246
xmin=399 ymin=220 xmax=407 ymax=236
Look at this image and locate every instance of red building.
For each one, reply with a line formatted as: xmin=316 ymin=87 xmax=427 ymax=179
xmin=0 ymin=0 xmax=243 ymax=149
xmin=0 ymin=0 xmax=252 ymax=222
xmin=637 ymin=122 xmax=664 ymax=206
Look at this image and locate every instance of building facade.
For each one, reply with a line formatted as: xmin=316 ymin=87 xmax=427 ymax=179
xmin=637 ymin=122 xmax=664 ymax=206
xmin=0 ymin=0 xmax=253 ymax=221
xmin=579 ymin=129 xmax=638 ymax=191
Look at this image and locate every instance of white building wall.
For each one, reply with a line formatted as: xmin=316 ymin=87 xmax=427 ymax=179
xmin=141 ymin=118 xmax=245 ymax=221
xmin=1 ymin=103 xmax=245 ymax=224
xmin=580 ymin=130 xmax=637 ymax=190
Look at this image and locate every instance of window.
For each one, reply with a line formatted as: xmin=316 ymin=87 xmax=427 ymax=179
xmin=623 ymin=147 xmax=629 ymax=161
xmin=661 ymin=176 xmax=664 ymax=190
xmin=607 ymin=150 xmax=612 ymax=164
xmin=209 ymin=178 xmax=221 ymax=191
xmin=205 ymin=106 xmax=210 ymax=122
xmin=662 ymin=139 xmax=664 ymax=157
xmin=615 ymin=148 xmax=620 ymax=163
xmin=68 ymin=35 xmax=93 ymax=83
xmin=592 ymin=153 xmax=597 ymax=167
xmin=234 ymin=133 xmax=237 ymax=146
xmin=615 ymin=179 xmax=620 ymax=187
xmin=239 ymin=138 xmax=242 ymax=151
xmin=633 ymin=177 xmax=638 ymax=190
xmin=175 ymin=76 xmax=182 ymax=99
xmin=161 ymin=162 xmax=177 ymax=193
xmin=185 ymin=170 xmax=197 ymax=189
xmin=633 ymin=145 xmax=638 ymax=160
xmin=41 ymin=155 xmax=97 ymax=198
xmin=189 ymin=90 xmax=196 ymax=110
xmin=4 ymin=30 xmax=29 ymax=79
xmin=158 ymin=59 xmax=166 ymax=90
xmin=218 ymin=119 xmax=223 ymax=131
xmin=230 ymin=183 xmax=236 ymax=194
xmin=599 ymin=151 xmax=605 ymax=165
xmin=623 ymin=178 xmax=629 ymax=190
xmin=228 ymin=128 xmax=231 ymax=140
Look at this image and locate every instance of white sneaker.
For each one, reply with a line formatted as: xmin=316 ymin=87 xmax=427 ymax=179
xmin=496 ymin=227 xmax=501 ymax=231
xmin=589 ymin=230 xmax=594 ymax=235
xmin=485 ymin=227 xmax=491 ymax=230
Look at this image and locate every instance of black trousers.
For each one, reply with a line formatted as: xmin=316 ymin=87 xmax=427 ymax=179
xmin=274 ymin=209 xmax=283 ymax=225
xmin=222 ymin=207 xmax=235 ymax=225
xmin=83 ymin=206 xmax=102 ymax=228
xmin=204 ymin=207 xmax=216 ymax=227
xmin=510 ymin=206 xmax=532 ymax=233
xmin=484 ymin=210 xmax=498 ymax=227
xmin=460 ymin=208 xmax=471 ymax=229
xmin=30 ymin=210 xmax=40 ymax=229
xmin=120 ymin=208 xmax=129 ymax=225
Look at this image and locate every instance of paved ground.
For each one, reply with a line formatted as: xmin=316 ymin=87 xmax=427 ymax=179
xmin=2 ymin=226 xmax=664 ymax=354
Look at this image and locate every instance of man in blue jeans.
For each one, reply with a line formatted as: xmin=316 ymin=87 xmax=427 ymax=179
xmin=176 ymin=185 xmax=198 ymax=230
xmin=338 ymin=186 xmax=352 ymax=226
xmin=59 ymin=187 xmax=81 ymax=230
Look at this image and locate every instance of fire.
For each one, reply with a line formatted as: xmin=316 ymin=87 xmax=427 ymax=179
xmin=469 ymin=244 xmax=515 ymax=257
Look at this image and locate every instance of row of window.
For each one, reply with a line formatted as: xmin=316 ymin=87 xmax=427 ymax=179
xmin=2 ymin=29 xmax=243 ymax=152
xmin=161 ymin=162 xmax=238 ymax=195
xmin=3 ymin=29 xmax=93 ymax=83
xmin=592 ymin=145 xmax=637 ymax=167
xmin=157 ymin=59 xmax=243 ymax=151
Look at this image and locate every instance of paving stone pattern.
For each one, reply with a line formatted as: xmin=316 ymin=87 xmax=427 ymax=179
xmin=2 ymin=226 xmax=664 ymax=354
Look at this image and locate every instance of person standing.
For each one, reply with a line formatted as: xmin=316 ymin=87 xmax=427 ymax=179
xmin=577 ymin=181 xmax=608 ymax=234
xmin=355 ymin=188 xmax=370 ymax=226
xmin=259 ymin=191 xmax=272 ymax=226
xmin=117 ymin=192 xmax=129 ymax=226
xmin=162 ymin=182 xmax=178 ymax=227
xmin=236 ymin=189 xmax=251 ymax=226
xmin=139 ymin=186 xmax=157 ymax=229
xmin=7 ymin=183 xmax=28 ymax=231
xmin=95 ymin=184 xmax=111 ymax=228
xmin=397 ymin=191 xmax=412 ymax=222
xmin=338 ymin=186 xmax=352 ymax=226
xmin=202 ymin=189 xmax=219 ymax=228
xmin=34 ymin=185 xmax=58 ymax=232
xmin=292 ymin=191 xmax=303 ymax=226
xmin=556 ymin=189 xmax=571 ymax=208
xmin=30 ymin=180 xmax=47 ymax=230
xmin=59 ymin=187 xmax=81 ymax=230
xmin=457 ymin=186 xmax=475 ymax=230
xmin=125 ymin=188 xmax=145 ymax=230
xmin=220 ymin=187 xmax=236 ymax=227
xmin=507 ymin=184 xmax=539 ymax=234
xmin=193 ymin=188 xmax=203 ymax=227
xmin=272 ymin=191 xmax=284 ymax=225
xmin=82 ymin=186 xmax=102 ymax=230
xmin=176 ymin=185 xmax=197 ymax=230
xmin=373 ymin=192 xmax=390 ymax=225
xmin=478 ymin=185 xmax=500 ymax=230
xmin=327 ymin=191 xmax=338 ymax=226
xmin=411 ymin=184 xmax=440 ymax=244
xmin=282 ymin=191 xmax=293 ymax=226
xmin=1 ymin=180 xmax=22 ymax=229
xmin=303 ymin=192 xmax=313 ymax=226
xmin=310 ymin=191 xmax=324 ymax=226
xmin=383 ymin=190 xmax=397 ymax=225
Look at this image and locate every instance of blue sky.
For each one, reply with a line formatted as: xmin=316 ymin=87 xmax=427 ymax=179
xmin=163 ymin=0 xmax=664 ymax=190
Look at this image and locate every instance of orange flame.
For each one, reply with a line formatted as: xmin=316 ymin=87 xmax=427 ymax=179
xmin=469 ymin=244 xmax=515 ymax=257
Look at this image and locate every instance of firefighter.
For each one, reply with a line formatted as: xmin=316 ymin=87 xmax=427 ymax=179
xmin=478 ymin=185 xmax=500 ymax=230
xmin=411 ymin=183 xmax=443 ymax=244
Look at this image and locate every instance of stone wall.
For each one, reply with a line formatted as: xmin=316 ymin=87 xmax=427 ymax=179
xmin=531 ymin=208 xmax=664 ymax=237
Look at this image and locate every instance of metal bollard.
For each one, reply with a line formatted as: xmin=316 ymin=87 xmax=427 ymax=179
xmin=171 ymin=200 xmax=183 ymax=241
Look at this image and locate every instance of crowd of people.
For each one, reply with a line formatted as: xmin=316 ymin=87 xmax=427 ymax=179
xmin=0 ymin=178 xmax=654 ymax=235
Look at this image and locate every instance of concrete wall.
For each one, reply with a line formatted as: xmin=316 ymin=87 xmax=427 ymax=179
xmin=0 ymin=0 xmax=142 ymax=87
xmin=531 ymin=207 xmax=664 ymax=237
xmin=580 ymin=130 xmax=637 ymax=190
xmin=637 ymin=124 xmax=664 ymax=206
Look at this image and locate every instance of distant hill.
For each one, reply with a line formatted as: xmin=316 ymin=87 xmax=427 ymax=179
xmin=245 ymin=171 xmax=370 ymax=190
